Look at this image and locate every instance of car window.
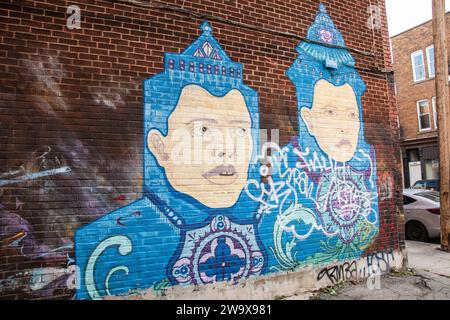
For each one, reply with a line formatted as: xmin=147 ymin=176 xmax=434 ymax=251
xmin=416 ymin=191 xmax=440 ymax=203
xmin=413 ymin=182 xmax=424 ymax=189
xmin=403 ymin=196 xmax=417 ymax=205
xmin=428 ymin=181 xmax=437 ymax=187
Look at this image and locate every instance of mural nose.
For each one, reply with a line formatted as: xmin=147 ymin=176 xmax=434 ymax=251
xmin=220 ymin=129 xmax=237 ymax=160
xmin=218 ymin=151 xmax=235 ymax=160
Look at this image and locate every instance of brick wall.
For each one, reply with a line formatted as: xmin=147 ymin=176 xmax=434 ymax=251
xmin=0 ymin=0 xmax=404 ymax=300
xmin=391 ymin=15 xmax=450 ymax=141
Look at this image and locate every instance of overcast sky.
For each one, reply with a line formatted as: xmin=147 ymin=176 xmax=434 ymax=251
xmin=386 ymin=0 xmax=450 ymax=37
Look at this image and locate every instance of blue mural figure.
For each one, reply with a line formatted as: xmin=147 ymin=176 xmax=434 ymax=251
xmin=75 ymin=22 xmax=266 ymax=299
xmin=255 ymin=4 xmax=380 ymax=271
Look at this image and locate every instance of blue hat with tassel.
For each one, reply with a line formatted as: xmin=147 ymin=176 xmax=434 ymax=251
xmin=298 ymin=3 xmax=356 ymax=68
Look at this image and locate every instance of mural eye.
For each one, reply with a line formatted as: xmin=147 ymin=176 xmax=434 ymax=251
xmin=235 ymin=128 xmax=247 ymax=137
xmin=349 ymin=112 xmax=358 ymax=120
xmin=327 ymin=109 xmax=336 ymax=116
xmin=192 ymin=125 xmax=208 ymax=136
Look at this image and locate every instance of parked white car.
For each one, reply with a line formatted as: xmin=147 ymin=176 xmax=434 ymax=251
xmin=404 ymin=189 xmax=440 ymax=241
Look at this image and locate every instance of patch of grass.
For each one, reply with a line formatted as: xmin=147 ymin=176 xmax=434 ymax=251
xmin=323 ymin=282 xmax=346 ymax=295
xmin=309 ymin=281 xmax=347 ymax=300
xmin=309 ymin=292 xmax=323 ymax=300
xmin=389 ymin=267 xmax=415 ymax=277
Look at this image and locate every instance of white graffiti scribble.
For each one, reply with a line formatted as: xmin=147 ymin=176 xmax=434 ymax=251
xmin=246 ymin=143 xmax=378 ymax=215
xmin=246 ymin=142 xmax=379 ymax=252
xmin=246 ymin=142 xmax=316 ymax=216
xmin=0 ymin=166 xmax=71 ymax=187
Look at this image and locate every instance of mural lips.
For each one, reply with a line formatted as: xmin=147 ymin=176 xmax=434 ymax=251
xmin=203 ymin=164 xmax=238 ymax=184
xmin=337 ymin=139 xmax=352 ymax=148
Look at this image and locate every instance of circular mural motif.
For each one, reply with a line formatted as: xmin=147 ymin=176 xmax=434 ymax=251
xmin=316 ymin=169 xmax=372 ymax=243
xmin=319 ymin=29 xmax=333 ymax=44
xmin=171 ymin=215 xmax=264 ymax=285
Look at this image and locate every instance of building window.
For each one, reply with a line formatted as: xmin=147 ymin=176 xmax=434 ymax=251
xmin=426 ymin=45 xmax=435 ymax=78
xmin=417 ymin=99 xmax=431 ymax=131
xmin=425 ymin=159 xmax=440 ymax=180
xmin=432 ymin=96 xmax=438 ymax=128
xmin=411 ymin=50 xmax=426 ymax=82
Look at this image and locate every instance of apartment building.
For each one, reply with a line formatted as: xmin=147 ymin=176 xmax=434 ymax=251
xmin=390 ymin=15 xmax=448 ymax=187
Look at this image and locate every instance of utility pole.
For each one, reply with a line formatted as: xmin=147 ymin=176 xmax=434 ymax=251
xmin=432 ymin=0 xmax=450 ymax=252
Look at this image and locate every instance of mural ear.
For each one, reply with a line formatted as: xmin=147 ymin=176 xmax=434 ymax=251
xmin=301 ymin=107 xmax=315 ymax=136
xmin=148 ymin=130 xmax=169 ymax=165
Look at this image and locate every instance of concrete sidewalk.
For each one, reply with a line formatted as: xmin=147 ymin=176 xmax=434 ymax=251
xmin=312 ymin=270 xmax=450 ymax=300
xmin=309 ymin=241 xmax=450 ymax=300
xmin=406 ymin=240 xmax=450 ymax=277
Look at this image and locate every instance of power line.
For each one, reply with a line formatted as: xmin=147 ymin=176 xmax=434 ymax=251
xmin=114 ymin=1 xmax=377 ymax=54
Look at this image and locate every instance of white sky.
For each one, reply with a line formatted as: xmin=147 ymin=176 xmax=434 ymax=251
xmin=386 ymin=0 xmax=450 ymax=37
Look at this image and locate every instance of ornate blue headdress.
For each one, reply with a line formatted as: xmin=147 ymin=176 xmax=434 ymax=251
xmin=163 ymin=21 xmax=244 ymax=83
xmin=287 ymin=3 xmax=365 ymax=112
xmin=299 ymin=3 xmax=355 ymax=69
xmin=143 ymin=21 xmax=260 ymax=223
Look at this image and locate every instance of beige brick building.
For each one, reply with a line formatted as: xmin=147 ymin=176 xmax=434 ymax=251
xmin=390 ymin=15 xmax=450 ymax=188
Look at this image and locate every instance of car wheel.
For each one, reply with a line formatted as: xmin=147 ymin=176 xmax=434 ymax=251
xmin=406 ymin=221 xmax=429 ymax=242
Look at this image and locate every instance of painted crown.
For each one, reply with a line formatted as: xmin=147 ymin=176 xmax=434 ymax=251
xmin=164 ymin=21 xmax=243 ymax=81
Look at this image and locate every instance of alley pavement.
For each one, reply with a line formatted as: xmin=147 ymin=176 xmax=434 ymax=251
xmin=306 ymin=240 xmax=450 ymax=300
xmin=406 ymin=240 xmax=450 ymax=277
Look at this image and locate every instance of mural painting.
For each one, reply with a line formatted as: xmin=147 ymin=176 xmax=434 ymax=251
xmin=252 ymin=3 xmax=379 ymax=271
xmin=74 ymin=4 xmax=380 ymax=299
xmin=75 ymin=21 xmax=264 ymax=299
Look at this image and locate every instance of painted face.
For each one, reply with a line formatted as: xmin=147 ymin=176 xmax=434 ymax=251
xmin=301 ymin=80 xmax=360 ymax=162
xmin=148 ymin=85 xmax=253 ymax=209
